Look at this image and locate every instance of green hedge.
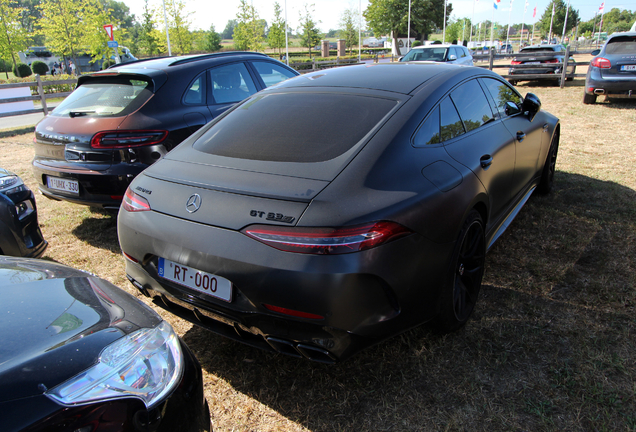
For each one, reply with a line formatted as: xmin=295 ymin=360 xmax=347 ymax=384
xmin=13 ymin=63 xmax=32 ymax=78
xmin=32 ymin=61 xmax=49 ymax=75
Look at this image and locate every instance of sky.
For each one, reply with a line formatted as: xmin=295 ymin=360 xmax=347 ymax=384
xmin=122 ymin=0 xmax=635 ymax=36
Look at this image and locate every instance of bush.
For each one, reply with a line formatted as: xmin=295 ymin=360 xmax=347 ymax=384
xmin=31 ymin=60 xmax=49 ymax=75
xmin=412 ymin=40 xmax=423 ymax=47
xmin=102 ymin=60 xmax=115 ymax=70
xmin=13 ymin=63 xmax=32 ymax=78
xmin=0 ymin=58 xmax=9 ymax=72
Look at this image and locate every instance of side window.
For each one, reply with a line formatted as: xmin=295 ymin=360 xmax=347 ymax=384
xmin=440 ymin=97 xmax=465 ymax=141
xmin=413 ymin=106 xmax=440 ymax=146
xmin=183 ymin=73 xmax=206 ymax=105
xmin=450 ymin=80 xmax=494 ymax=132
xmin=481 ymin=77 xmax=522 ymax=118
xmin=209 ymin=63 xmax=258 ymax=104
xmin=252 ymin=61 xmax=297 ymax=88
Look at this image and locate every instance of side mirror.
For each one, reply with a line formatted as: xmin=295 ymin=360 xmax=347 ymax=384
xmin=591 ymin=49 xmax=601 ymax=56
xmin=522 ymin=93 xmax=541 ymax=121
xmin=448 ymin=54 xmax=457 ymax=61
xmin=504 ymin=101 xmax=521 ymax=116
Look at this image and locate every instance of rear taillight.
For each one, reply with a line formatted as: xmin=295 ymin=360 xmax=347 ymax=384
xmin=590 ymin=57 xmax=611 ymax=69
xmin=91 ymin=130 xmax=168 ymax=149
xmin=263 ymin=304 xmax=324 ymax=320
xmin=544 ymin=59 xmax=559 ymax=63
xmin=122 ymin=187 xmax=151 ymax=212
xmin=242 ymin=221 xmax=412 ymax=255
xmin=511 ymin=60 xmax=522 ymax=65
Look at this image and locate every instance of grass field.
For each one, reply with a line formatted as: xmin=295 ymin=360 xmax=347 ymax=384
xmin=1 ymin=81 xmax=635 ymax=431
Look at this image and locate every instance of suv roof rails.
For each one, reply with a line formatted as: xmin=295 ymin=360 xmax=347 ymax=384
xmin=168 ymin=51 xmax=269 ymax=66
xmin=108 ymin=56 xmax=173 ymax=69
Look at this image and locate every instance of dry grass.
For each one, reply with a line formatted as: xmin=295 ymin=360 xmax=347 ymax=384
xmin=1 ymin=82 xmax=635 ymax=431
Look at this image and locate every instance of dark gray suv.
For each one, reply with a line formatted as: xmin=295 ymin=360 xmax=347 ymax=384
xmin=32 ymin=52 xmax=298 ymax=211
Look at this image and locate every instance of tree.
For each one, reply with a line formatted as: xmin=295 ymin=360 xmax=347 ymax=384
xmin=537 ymin=0 xmax=579 ymax=40
xmin=268 ymin=2 xmax=286 ymax=56
xmin=339 ymin=8 xmax=360 ymax=54
xmin=233 ymin=0 xmax=264 ymax=51
xmin=16 ymin=0 xmax=44 ymax=46
xmin=153 ymin=0 xmax=192 ymax=55
xmin=298 ymin=3 xmax=321 ymax=57
xmin=39 ymin=0 xmax=114 ymax=73
xmin=138 ymin=0 xmax=158 ymax=57
xmin=365 ymin=0 xmax=450 ymax=55
xmin=204 ymin=24 xmax=222 ymax=52
xmin=222 ymin=19 xmax=237 ymax=39
xmin=0 ymin=0 xmax=29 ymax=77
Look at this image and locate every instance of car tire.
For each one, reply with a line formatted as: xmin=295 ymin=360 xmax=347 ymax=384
xmin=432 ymin=209 xmax=485 ymax=333
xmin=583 ymin=92 xmax=597 ymax=105
xmin=537 ymin=129 xmax=559 ymax=194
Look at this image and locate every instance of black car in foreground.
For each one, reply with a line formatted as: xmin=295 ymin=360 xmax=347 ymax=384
xmin=32 ymin=52 xmax=298 ymax=212
xmin=118 ymin=63 xmax=560 ymax=363
xmin=0 ymin=257 xmax=210 ymax=432
xmin=584 ymin=31 xmax=636 ymax=104
xmin=0 ymin=168 xmax=47 ymax=258
xmin=508 ymin=44 xmax=576 ymax=85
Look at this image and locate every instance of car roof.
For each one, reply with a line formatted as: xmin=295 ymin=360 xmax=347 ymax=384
xmin=272 ymin=62 xmax=482 ymax=95
xmin=411 ymin=44 xmax=458 ymax=49
xmin=105 ymin=51 xmax=271 ymax=71
xmin=607 ymin=31 xmax=636 ymax=39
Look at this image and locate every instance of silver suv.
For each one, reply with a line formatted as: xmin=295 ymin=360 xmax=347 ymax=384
xmin=400 ymin=45 xmax=474 ymax=66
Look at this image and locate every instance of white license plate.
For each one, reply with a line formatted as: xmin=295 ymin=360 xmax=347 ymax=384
xmin=526 ymin=61 xmax=541 ymax=65
xmin=47 ymin=176 xmax=79 ymax=195
xmin=620 ymin=65 xmax=636 ymax=71
xmin=158 ymin=257 xmax=232 ymax=302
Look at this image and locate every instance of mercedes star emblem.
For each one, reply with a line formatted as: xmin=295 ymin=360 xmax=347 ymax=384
xmin=186 ymin=194 xmax=202 ymax=213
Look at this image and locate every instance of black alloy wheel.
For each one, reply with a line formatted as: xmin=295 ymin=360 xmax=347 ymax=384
xmin=433 ymin=210 xmax=486 ymax=333
xmin=537 ymin=130 xmax=559 ymax=194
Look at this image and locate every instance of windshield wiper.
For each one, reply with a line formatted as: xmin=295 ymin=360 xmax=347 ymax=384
xmin=69 ymin=110 xmax=96 ymax=118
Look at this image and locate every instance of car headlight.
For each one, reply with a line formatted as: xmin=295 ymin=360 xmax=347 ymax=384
xmin=46 ymin=321 xmax=183 ymax=409
xmin=0 ymin=175 xmax=22 ymax=193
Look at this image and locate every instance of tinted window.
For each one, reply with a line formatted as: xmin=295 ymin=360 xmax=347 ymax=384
xmin=210 ymin=63 xmax=258 ymax=104
xmin=184 ymin=73 xmax=206 ymax=105
xmin=605 ymin=35 xmax=636 ymax=54
xmin=440 ymin=97 xmax=465 ymax=141
xmin=252 ymin=61 xmax=297 ymax=87
xmin=414 ymin=106 xmax=440 ymax=146
xmin=481 ymin=78 xmax=522 ymax=117
xmin=51 ymin=77 xmax=152 ymax=118
xmin=450 ymin=80 xmax=494 ymax=132
xmin=194 ymin=93 xmax=397 ymax=162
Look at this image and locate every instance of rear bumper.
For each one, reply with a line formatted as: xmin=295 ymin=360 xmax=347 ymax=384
xmin=585 ymin=70 xmax=636 ymax=97
xmin=118 ymin=208 xmax=455 ymax=362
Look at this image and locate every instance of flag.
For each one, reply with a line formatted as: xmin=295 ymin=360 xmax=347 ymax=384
xmin=494 ymin=0 xmax=500 ymax=9
xmin=598 ymin=2 xmax=605 ymax=13
xmin=524 ymin=0 xmax=529 ymax=13
xmin=533 ymin=5 xmax=536 ymax=17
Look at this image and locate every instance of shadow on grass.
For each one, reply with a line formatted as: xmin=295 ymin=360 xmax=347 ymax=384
xmin=71 ymin=210 xmax=120 ymax=253
xmin=180 ymin=171 xmax=636 ymax=431
xmin=0 ymin=126 xmax=35 ymax=139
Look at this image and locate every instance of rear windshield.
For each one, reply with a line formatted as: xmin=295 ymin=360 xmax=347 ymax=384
xmin=606 ymin=36 xmax=636 ymax=54
xmin=402 ymin=48 xmax=448 ymax=62
xmin=193 ymin=93 xmax=397 ymax=162
xmin=521 ymin=47 xmax=558 ymax=53
xmin=51 ymin=77 xmax=153 ymax=118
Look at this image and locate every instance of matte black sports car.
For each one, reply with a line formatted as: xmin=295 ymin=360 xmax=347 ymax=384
xmin=0 ymin=168 xmax=47 ymax=258
xmin=0 ymin=257 xmax=210 ymax=432
xmin=118 ymin=63 xmax=560 ymax=363
xmin=508 ymin=44 xmax=575 ymax=85
xmin=583 ymin=31 xmax=636 ymax=104
xmin=32 ymin=52 xmax=298 ymax=212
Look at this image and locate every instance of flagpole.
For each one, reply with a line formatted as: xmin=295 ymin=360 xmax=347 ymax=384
xmin=408 ymin=0 xmax=412 ymax=52
xmin=443 ymin=0 xmax=447 ymax=42
xmin=470 ymin=0 xmax=476 ymax=43
xmin=548 ymin=3 xmax=555 ymax=42
xmin=531 ymin=3 xmax=537 ymax=42
xmin=490 ymin=2 xmax=496 ymax=46
xmin=598 ymin=3 xmax=605 ymax=47
xmin=506 ymin=0 xmax=513 ymax=49
xmin=520 ymin=0 xmax=527 ymax=48
xmin=561 ymin=0 xmax=570 ymax=43
xmin=284 ymin=0 xmax=289 ymax=65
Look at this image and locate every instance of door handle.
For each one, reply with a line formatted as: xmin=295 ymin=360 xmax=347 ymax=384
xmin=516 ymin=131 xmax=526 ymax=142
xmin=480 ymin=155 xmax=493 ymax=169
xmin=543 ymin=123 xmax=549 ymax=132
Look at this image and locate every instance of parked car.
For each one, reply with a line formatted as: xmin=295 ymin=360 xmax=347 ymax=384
xmin=117 ymin=64 xmax=560 ymax=363
xmin=508 ymin=44 xmax=576 ymax=85
xmin=583 ymin=31 xmax=636 ymax=104
xmin=400 ymin=44 xmax=474 ymax=66
xmin=500 ymin=44 xmax=513 ymax=54
xmin=0 ymin=256 xmax=211 ymax=432
xmin=32 ymin=52 xmax=299 ymax=212
xmin=0 ymin=168 xmax=47 ymax=258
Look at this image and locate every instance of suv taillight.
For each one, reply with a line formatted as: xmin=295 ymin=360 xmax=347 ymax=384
xmin=91 ymin=130 xmax=168 ymax=149
xmin=590 ymin=57 xmax=611 ymax=69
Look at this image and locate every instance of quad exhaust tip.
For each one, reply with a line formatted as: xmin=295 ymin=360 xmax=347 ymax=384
xmin=267 ymin=337 xmax=336 ymax=364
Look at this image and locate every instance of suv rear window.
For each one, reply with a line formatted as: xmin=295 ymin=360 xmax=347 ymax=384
xmin=51 ymin=77 xmax=153 ymax=118
xmin=605 ymin=35 xmax=636 ymax=54
xmin=194 ymin=93 xmax=397 ymax=162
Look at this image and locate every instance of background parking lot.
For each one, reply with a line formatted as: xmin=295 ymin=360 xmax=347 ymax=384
xmin=1 ymin=83 xmax=635 ymax=431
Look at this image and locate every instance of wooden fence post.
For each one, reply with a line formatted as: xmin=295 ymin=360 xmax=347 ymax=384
xmin=560 ymin=45 xmax=570 ymax=88
xmin=489 ymin=48 xmax=494 ymax=71
xmin=36 ymin=74 xmax=48 ymax=116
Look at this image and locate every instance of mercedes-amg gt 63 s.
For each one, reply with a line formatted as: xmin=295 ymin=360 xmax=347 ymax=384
xmin=118 ymin=63 xmax=560 ymax=363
